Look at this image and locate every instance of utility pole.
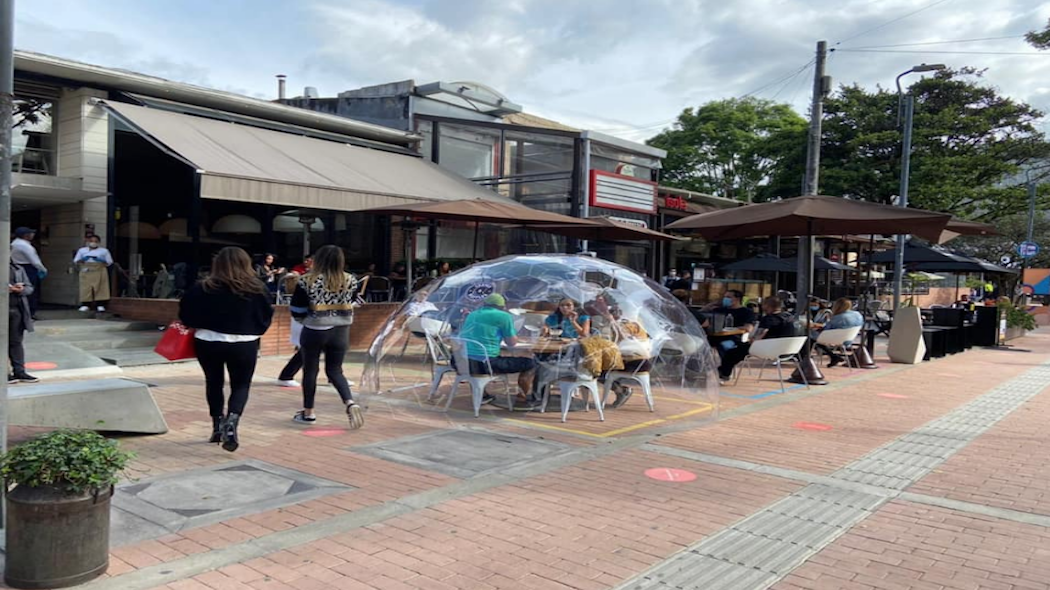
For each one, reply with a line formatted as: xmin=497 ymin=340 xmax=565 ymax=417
xmin=892 ymin=94 xmax=915 ymax=312
xmin=0 ymin=0 xmax=15 ymax=524
xmin=789 ymin=40 xmax=829 ymax=386
xmin=1020 ymin=174 xmax=1038 ymax=291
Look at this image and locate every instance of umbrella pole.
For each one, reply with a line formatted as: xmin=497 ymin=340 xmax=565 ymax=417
xmin=789 ymin=221 xmax=827 ymax=386
xmin=473 ymin=221 xmax=480 ymax=262
xmin=405 ymin=219 xmax=413 ymax=300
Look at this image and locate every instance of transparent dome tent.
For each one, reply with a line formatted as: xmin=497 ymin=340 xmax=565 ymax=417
xmin=360 ymin=255 xmax=720 ymax=435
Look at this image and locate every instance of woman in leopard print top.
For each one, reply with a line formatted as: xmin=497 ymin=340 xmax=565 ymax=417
xmin=289 ymin=245 xmax=363 ymax=429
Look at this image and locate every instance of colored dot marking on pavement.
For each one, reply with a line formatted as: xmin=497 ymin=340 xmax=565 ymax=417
xmin=793 ymin=421 xmax=833 ymax=431
xmin=878 ymin=393 xmax=909 ymax=399
xmin=25 ymin=361 xmax=58 ymax=370
xmin=302 ymin=428 xmax=347 ymax=438
xmin=644 ymin=468 xmax=697 ymax=483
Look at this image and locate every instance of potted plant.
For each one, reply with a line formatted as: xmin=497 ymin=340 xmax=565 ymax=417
xmin=0 ymin=430 xmax=132 ymax=589
xmin=1000 ymin=300 xmax=1037 ymax=341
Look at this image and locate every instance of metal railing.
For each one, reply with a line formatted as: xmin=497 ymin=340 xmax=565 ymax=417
xmin=11 ymin=147 xmax=53 ymax=175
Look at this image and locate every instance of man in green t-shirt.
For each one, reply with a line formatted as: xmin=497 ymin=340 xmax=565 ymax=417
xmin=457 ymin=293 xmax=537 ymax=402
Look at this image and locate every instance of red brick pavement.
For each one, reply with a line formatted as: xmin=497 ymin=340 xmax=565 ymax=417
xmin=773 ymin=500 xmax=1050 ymax=590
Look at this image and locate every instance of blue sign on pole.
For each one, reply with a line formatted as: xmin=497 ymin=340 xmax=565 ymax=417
xmin=1018 ymin=241 xmax=1040 ymax=258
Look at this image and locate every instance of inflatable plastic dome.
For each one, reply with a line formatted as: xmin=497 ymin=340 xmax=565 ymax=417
xmin=361 ymin=255 xmax=719 ymax=432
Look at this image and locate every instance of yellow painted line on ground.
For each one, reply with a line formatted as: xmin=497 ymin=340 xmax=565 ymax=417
xmin=505 ymin=402 xmax=715 ymax=439
xmin=652 ymin=396 xmax=716 ymax=406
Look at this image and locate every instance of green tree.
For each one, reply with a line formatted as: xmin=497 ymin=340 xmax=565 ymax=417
xmin=647 ymin=97 xmax=807 ymax=202
xmin=1026 ymin=18 xmax=1050 ymax=49
xmin=952 ymin=211 xmax=1050 ymax=269
xmin=767 ymin=69 xmax=1050 ymax=218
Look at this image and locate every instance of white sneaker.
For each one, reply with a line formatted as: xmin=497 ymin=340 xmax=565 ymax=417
xmin=277 ymin=379 xmax=300 ymax=387
xmin=96 ymin=306 xmax=106 ymax=313
xmin=78 ymin=306 xmax=89 ymax=312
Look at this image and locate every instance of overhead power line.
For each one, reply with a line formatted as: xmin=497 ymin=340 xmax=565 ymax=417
xmin=836 ymin=49 xmax=1050 ymax=56
xmin=742 ymin=58 xmax=816 ymax=98
xmin=835 ymin=0 xmax=955 ymax=45
xmin=844 ymin=35 xmax=1024 ymax=49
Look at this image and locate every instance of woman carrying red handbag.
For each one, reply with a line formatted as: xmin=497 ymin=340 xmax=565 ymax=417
xmin=179 ymin=247 xmax=274 ymax=451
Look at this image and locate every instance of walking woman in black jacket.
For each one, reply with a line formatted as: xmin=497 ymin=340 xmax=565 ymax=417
xmin=289 ymin=245 xmax=363 ymax=428
xmin=180 ymin=247 xmax=274 ymax=451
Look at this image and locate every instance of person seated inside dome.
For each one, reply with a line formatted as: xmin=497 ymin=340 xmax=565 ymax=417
xmin=542 ymin=298 xmax=591 ymax=339
xmin=457 ymin=293 xmax=537 ymax=404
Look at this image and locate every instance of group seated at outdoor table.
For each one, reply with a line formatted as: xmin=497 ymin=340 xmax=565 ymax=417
xmin=438 ymin=292 xmax=658 ymax=415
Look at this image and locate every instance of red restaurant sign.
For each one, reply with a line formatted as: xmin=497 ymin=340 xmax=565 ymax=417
xmin=663 ymin=195 xmax=688 ymax=211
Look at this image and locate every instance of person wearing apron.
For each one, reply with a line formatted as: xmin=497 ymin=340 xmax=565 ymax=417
xmin=73 ymin=235 xmax=113 ymax=313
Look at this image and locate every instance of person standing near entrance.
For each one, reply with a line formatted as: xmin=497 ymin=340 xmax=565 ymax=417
xmin=73 ymin=235 xmax=114 ymax=313
xmin=179 ymin=247 xmax=274 ymax=452
xmin=11 ymin=227 xmax=46 ymax=320
xmin=290 ymin=245 xmax=363 ymax=428
xmin=8 ymin=261 xmax=39 ymax=384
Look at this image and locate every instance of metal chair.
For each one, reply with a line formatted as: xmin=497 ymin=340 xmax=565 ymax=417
xmin=537 ymin=346 xmax=605 ymax=423
xmin=447 ymin=337 xmax=516 ymax=417
xmin=366 ymin=276 xmax=392 ymax=302
xmin=601 ymin=336 xmax=660 ymax=412
xmin=812 ymin=326 xmax=863 ymax=371
xmin=733 ymin=336 xmax=810 ymax=394
xmin=424 ymin=327 xmax=456 ymax=403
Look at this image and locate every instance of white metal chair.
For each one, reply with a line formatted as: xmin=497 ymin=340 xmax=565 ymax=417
xmin=600 ymin=335 xmax=663 ymax=412
xmin=424 ymin=330 xmax=456 ymax=403
xmin=447 ymin=337 xmax=516 ymax=417
xmin=658 ymin=332 xmax=706 ymax=388
xmin=733 ymin=336 xmax=810 ymax=394
xmin=812 ymin=326 xmax=863 ymax=371
xmin=537 ymin=346 xmax=604 ymax=423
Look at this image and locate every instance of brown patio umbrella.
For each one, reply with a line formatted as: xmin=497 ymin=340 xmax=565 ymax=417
xmin=665 ymin=195 xmax=952 ymax=242
xmin=357 ymin=199 xmax=603 ymax=291
xmin=937 ymin=218 xmax=999 ymax=244
xmin=538 ymin=216 xmax=683 ymax=242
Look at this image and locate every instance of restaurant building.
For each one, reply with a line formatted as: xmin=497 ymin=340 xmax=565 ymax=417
xmin=281 ymin=80 xmax=692 ymax=276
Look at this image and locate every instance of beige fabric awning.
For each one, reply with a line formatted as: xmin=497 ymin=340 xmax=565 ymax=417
xmin=102 ymin=101 xmax=513 ymax=211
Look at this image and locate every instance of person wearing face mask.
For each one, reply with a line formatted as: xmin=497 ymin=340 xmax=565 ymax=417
xmin=73 ymin=234 xmax=114 ymax=313
xmin=701 ymin=289 xmax=756 ymax=382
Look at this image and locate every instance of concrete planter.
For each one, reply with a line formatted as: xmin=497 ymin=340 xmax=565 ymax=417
xmin=1004 ymin=327 xmax=1027 ymax=341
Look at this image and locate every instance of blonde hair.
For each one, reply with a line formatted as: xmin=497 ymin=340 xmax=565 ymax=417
xmin=831 ymin=297 xmax=853 ymax=316
xmin=306 ymin=245 xmax=349 ymax=292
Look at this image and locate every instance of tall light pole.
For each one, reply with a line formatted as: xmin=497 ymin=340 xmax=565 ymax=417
xmin=892 ymin=64 xmax=946 ymax=312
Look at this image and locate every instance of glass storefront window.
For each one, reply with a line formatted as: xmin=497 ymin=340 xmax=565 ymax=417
xmin=436 ymin=124 xmax=500 ymax=179
xmin=503 ymin=130 xmax=574 ymax=177
xmin=12 ymin=96 xmax=55 ymax=175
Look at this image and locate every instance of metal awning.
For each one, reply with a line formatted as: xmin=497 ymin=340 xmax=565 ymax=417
xmin=100 ymin=101 xmax=513 ymax=212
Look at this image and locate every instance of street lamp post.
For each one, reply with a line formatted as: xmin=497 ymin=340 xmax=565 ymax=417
xmin=892 ymin=64 xmax=946 ymax=312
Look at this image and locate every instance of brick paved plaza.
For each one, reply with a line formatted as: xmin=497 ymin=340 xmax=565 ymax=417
xmin=7 ymin=332 xmax=1050 ymax=590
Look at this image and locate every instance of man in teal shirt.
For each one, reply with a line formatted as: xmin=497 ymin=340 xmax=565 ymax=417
xmin=457 ymin=293 xmax=537 ymax=402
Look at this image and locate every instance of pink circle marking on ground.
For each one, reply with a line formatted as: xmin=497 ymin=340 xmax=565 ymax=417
xmin=25 ymin=361 xmax=58 ymax=370
xmin=644 ymin=468 xmax=698 ymax=483
xmin=793 ymin=421 xmax=833 ymax=432
xmin=302 ymin=428 xmax=347 ymax=438
xmin=878 ymin=393 xmax=909 ymax=399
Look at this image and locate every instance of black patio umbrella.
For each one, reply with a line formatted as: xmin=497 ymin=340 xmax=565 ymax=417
xmin=722 ymin=254 xmax=855 ymax=273
xmin=870 ymin=242 xmax=1013 ymax=273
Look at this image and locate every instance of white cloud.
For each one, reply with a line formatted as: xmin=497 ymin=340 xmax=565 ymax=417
xmin=13 ymin=0 xmax=1050 ymax=142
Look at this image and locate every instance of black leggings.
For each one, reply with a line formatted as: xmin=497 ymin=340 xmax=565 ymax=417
xmin=300 ymin=326 xmax=353 ymax=409
xmin=194 ymin=339 xmax=260 ymax=417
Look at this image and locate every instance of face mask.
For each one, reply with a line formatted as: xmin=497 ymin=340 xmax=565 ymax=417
xmin=88 ymin=243 xmax=99 ymax=249
xmin=810 ymin=305 xmax=819 ymax=311
xmin=722 ymin=297 xmax=733 ymax=307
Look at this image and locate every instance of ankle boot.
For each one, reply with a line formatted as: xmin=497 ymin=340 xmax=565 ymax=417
xmin=209 ymin=416 xmax=223 ymax=444
xmin=220 ymin=413 xmax=241 ymax=452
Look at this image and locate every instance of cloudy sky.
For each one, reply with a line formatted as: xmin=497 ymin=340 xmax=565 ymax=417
xmin=15 ymin=0 xmax=1050 ymax=142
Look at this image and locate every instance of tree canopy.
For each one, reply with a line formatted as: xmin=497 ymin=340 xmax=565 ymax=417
xmin=656 ymin=70 xmax=1050 ymax=219
xmin=646 ymin=97 xmax=807 ymax=202
xmin=952 ymin=211 xmax=1050 ymax=269
xmin=1026 ymin=18 xmax=1050 ymax=49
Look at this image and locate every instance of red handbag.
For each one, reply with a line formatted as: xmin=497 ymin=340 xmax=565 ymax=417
xmin=154 ymin=321 xmax=197 ymax=360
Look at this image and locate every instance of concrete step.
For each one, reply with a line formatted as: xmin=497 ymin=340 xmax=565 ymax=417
xmin=61 ymin=331 xmax=163 ymax=352
xmin=94 ymin=348 xmax=193 ymax=367
xmin=34 ymin=318 xmax=162 ymax=337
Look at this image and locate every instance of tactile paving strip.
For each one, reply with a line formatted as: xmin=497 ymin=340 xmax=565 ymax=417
xmin=617 ymin=362 xmax=1050 ymax=590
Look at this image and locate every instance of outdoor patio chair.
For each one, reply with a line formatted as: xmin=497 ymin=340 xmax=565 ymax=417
xmin=424 ymin=327 xmax=456 ymax=403
xmin=366 ymin=276 xmax=392 ymax=302
xmin=537 ymin=346 xmax=604 ymax=423
xmin=733 ymin=336 xmax=810 ymax=394
xmin=447 ymin=337 xmax=517 ymax=417
xmin=812 ymin=326 xmax=863 ymax=371
xmin=600 ymin=336 xmax=664 ymax=412
xmin=657 ymin=332 xmax=706 ymax=388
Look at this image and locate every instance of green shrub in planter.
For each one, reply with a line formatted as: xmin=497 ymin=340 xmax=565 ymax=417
xmin=0 ymin=430 xmax=133 ymax=589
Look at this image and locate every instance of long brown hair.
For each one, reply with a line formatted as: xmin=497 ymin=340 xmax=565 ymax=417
xmin=203 ymin=247 xmax=268 ymax=296
xmin=305 ymin=245 xmax=349 ymax=292
xmin=831 ymin=297 xmax=853 ymax=316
